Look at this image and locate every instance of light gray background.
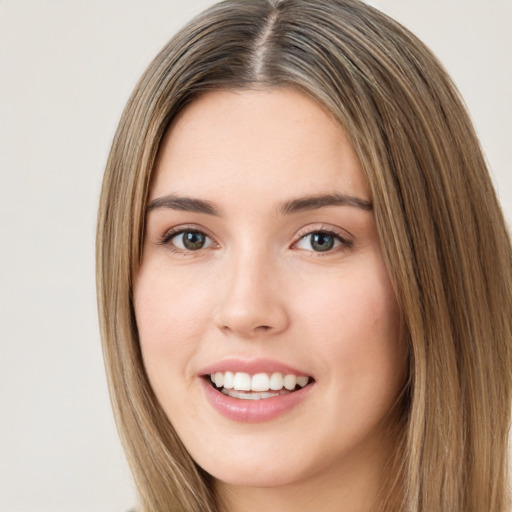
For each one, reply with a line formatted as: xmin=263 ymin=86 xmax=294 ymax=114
xmin=0 ymin=1 xmax=510 ymax=511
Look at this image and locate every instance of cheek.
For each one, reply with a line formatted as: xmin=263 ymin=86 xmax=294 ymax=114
xmin=296 ymin=260 xmax=404 ymax=390
xmin=133 ymin=266 xmax=212 ymax=384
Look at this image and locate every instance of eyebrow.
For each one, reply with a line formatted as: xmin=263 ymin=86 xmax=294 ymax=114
xmin=146 ymin=194 xmax=219 ymax=215
xmin=280 ymin=193 xmax=373 ymax=214
xmin=146 ymin=192 xmax=372 ymax=216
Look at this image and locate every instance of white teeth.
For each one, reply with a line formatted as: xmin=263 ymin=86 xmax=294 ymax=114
xmin=223 ymin=371 xmax=234 ymax=389
xmin=269 ymin=372 xmax=284 ymax=390
xmin=209 ymin=371 xmax=310 ymax=393
xmin=251 ymin=373 xmax=270 ymax=391
xmin=233 ymin=372 xmax=251 ymax=391
xmin=297 ymin=376 xmax=309 ymax=387
xmin=283 ymin=374 xmax=297 ymax=390
xmin=221 ymin=389 xmax=286 ymax=400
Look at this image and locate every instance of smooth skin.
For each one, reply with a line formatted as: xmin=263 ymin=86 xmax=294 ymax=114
xmin=134 ymin=89 xmax=407 ymax=512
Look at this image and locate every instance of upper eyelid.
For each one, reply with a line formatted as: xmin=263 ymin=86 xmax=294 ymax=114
xmin=293 ymin=224 xmax=353 ymax=242
xmin=291 ymin=225 xmax=355 ymax=253
xmin=159 ymin=224 xmax=216 ymax=245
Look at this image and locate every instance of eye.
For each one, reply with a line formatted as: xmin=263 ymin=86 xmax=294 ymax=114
xmin=294 ymin=230 xmax=351 ymax=253
xmin=165 ymin=229 xmax=213 ymax=251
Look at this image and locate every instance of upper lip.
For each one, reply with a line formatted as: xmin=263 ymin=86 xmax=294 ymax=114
xmin=199 ymin=358 xmax=312 ymax=377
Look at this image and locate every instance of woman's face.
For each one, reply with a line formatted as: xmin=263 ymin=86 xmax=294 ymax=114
xmin=134 ymin=89 xmax=406 ymax=495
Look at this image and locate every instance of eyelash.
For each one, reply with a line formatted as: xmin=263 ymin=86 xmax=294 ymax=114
xmin=159 ymin=224 xmax=353 ymax=255
xmin=159 ymin=225 xmax=216 ymax=254
xmin=293 ymin=225 xmax=353 ymax=254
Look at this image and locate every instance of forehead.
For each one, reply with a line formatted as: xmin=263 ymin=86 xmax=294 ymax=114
xmin=150 ymin=88 xmax=369 ymax=204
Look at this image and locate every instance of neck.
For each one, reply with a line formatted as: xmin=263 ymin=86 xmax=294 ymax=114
xmin=217 ymin=472 xmax=376 ymax=512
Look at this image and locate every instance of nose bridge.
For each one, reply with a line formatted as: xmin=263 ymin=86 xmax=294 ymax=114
xmin=214 ymin=242 xmax=289 ymax=338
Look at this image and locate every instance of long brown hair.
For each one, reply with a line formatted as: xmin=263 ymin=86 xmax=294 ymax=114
xmin=96 ymin=1 xmax=512 ymax=510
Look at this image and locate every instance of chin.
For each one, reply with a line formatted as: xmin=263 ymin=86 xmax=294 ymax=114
xmin=190 ymin=437 xmax=327 ymax=490
xmin=208 ymin=463 xmax=305 ymax=489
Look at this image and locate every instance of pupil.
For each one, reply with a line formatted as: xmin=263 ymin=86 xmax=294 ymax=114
xmin=183 ymin=232 xmax=205 ymax=250
xmin=311 ymin=233 xmax=334 ymax=252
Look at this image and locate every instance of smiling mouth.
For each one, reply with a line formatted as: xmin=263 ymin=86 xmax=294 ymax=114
xmin=206 ymin=371 xmax=313 ymax=400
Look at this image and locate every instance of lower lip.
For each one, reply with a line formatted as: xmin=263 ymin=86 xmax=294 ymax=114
xmin=199 ymin=377 xmax=314 ymax=423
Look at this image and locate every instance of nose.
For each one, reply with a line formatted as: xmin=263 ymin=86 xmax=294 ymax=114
xmin=213 ymin=251 xmax=290 ymax=339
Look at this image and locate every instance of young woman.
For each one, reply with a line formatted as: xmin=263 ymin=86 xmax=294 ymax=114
xmin=96 ymin=1 xmax=512 ymax=511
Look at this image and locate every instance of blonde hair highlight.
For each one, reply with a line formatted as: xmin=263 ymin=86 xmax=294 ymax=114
xmin=96 ymin=1 xmax=512 ymax=510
